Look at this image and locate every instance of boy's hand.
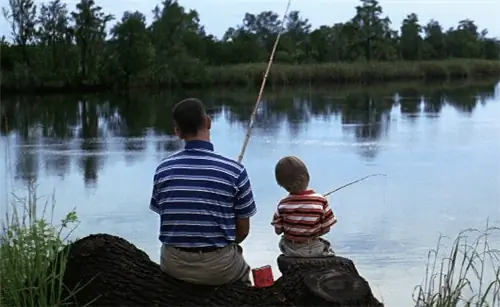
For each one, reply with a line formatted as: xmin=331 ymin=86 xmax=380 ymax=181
xmin=319 ymin=226 xmax=331 ymax=236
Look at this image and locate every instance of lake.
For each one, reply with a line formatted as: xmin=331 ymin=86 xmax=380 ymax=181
xmin=1 ymin=80 xmax=499 ymax=306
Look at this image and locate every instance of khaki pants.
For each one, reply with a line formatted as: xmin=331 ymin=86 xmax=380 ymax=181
xmin=279 ymin=236 xmax=335 ymax=257
xmin=160 ymin=244 xmax=251 ymax=286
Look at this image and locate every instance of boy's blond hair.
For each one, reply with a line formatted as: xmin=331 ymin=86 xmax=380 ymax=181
xmin=275 ymin=156 xmax=310 ymax=194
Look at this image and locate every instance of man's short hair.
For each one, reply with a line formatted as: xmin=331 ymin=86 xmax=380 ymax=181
xmin=275 ymin=156 xmax=310 ymax=194
xmin=172 ymin=98 xmax=206 ymax=136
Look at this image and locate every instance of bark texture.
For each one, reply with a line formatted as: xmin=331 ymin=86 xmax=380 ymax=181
xmin=58 ymin=233 xmax=383 ymax=307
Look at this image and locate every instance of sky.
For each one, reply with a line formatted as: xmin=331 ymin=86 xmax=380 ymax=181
xmin=1 ymin=0 xmax=499 ymax=41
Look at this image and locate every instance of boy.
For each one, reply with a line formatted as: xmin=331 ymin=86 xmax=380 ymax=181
xmin=271 ymin=156 xmax=337 ymax=257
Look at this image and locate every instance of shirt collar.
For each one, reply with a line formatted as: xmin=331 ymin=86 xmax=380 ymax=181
xmin=292 ymin=189 xmax=315 ymax=195
xmin=184 ymin=140 xmax=214 ymax=151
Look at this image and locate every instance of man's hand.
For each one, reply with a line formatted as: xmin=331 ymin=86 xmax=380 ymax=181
xmin=235 ymin=217 xmax=250 ymax=244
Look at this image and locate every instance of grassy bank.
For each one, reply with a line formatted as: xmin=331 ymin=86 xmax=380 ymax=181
xmin=205 ymin=59 xmax=500 ymax=87
xmin=1 ymin=184 xmax=499 ymax=306
xmin=2 ymin=59 xmax=499 ymax=95
xmin=0 ymin=182 xmax=80 ymax=306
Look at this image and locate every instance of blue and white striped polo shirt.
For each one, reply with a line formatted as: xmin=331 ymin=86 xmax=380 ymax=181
xmin=149 ymin=140 xmax=257 ymax=247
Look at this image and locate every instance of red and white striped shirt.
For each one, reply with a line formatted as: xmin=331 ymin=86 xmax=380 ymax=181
xmin=271 ymin=190 xmax=337 ymax=242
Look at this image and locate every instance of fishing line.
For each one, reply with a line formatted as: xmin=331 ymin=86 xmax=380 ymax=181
xmin=229 ymin=0 xmax=388 ymax=203
xmin=323 ymin=173 xmax=387 ymax=197
xmin=381 ymin=172 xmax=388 ymax=208
xmin=237 ymin=0 xmax=292 ymax=163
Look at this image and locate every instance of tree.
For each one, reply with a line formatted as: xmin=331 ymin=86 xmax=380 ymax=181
xmin=148 ymin=0 xmax=206 ymax=84
xmin=71 ymin=0 xmax=114 ymax=82
xmin=2 ymin=0 xmax=37 ymax=64
xmin=399 ymin=13 xmax=422 ymax=60
xmin=111 ymin=11 xmax=153 ymax=86
xmin=350 ymin=0 xmax=393 ymax=61
xmin=422 ymin=20 xmax=446 ymax=59
xmin=281 ymin=11 xmax=312 ymax=63
xmin=446 ymin=19 xmax=481 ymax=58
xmin=37 ymin=0 xmax=70 ymax=74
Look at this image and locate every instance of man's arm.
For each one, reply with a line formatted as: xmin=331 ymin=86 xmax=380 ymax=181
xmin=234 ymin=168 xmax=257 ymax=244
xmin=149 ymin=173 xmax=161 ymax=214
xmin=319 ymin=199 xmax=337 ymax=235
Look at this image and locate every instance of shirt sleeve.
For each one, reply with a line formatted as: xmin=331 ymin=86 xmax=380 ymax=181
xmin=149 ymin=173 xmax=161 ymax=214
xmin=321 ymin=199 xmax=337 ymax=229
xmin=271 ymin=209 xmax=283 ymax=230
xmin=234 ymin=167 xmax=257 ymax=219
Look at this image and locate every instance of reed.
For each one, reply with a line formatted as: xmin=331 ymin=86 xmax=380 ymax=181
xmin=3 ymin=59 xmax=499 ymax=94
xmin=413 ymin=224 xmax=500 ymax=307
xmin=205 ymin=59 xmax=500 ymax=86
xmin=0 ymin=179 xmax=83 ymax=307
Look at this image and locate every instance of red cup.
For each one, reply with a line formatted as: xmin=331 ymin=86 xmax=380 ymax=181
xmin=252 ymin=265 xmax=275 ymax=288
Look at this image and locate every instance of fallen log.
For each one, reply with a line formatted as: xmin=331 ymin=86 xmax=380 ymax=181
xmin=276 ymin=254 xmax=382 ymax=306
xmin=59 ymin=233 xmax=383 ymax=307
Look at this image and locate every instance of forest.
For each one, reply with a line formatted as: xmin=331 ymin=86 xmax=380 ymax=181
xmin=1 ymin=0 xmax=500 ymax=93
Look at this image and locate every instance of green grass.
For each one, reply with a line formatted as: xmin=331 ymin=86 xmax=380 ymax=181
xmin=205 ymin=59 xmax=500 ymax=87
xmin=413 ymin=224 xmax=500 ymax=307
xmin=2 ymin=59 xmax=499 ymax=94
xmin=0 ymin=180 xmax=81 ymax=307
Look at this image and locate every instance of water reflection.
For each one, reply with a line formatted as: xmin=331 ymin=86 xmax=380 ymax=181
xmin=1 ymin=80 xmax=498 ymax=187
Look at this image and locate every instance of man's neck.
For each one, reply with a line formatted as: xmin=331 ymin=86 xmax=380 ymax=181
xmin=184 ymin=138 xmax=210 ymax=143
xmin=183 ymin=132 xmax=210 ymax=143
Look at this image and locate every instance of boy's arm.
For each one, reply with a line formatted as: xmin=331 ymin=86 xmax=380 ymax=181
xmin=319 ymin=199 xmax=337 ymax=235
xmin=271 ymin=208 xmax=284 ymax=235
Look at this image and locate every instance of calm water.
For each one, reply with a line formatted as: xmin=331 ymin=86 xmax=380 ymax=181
xmin=1 ymin=81 xmax=500 ymax=306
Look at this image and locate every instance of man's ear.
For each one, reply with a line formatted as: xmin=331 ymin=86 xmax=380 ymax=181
xmin=205 ymin=115 xmax=212 ymax=130
xmin=174 ymin=126 xmax=182 ymax=138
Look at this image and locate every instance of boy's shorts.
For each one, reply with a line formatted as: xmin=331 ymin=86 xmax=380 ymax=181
xmin=279 ymin=236 xmax=335 ymax=257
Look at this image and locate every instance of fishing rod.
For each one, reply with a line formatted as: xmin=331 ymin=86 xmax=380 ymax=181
xmin=232 ymin=1 xmax=385 ymax=195
xmin=323 ymin=173 xmax=387 ymax=197
xmin=237 ymin=0 xmax=292 ymax=163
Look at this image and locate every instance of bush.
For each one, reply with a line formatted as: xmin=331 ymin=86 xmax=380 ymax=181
xmin=0 ymin=180 xmax=81 ymax=307
xmin=413 ymin=224 xmax=500 ymax=307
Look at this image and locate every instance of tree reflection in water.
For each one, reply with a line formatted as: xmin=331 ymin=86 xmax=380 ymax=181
xmin=1 ymin=79 xmax=498 ymax=185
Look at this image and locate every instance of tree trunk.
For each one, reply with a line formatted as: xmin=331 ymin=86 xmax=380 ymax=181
xmin=59 ymin=234 xmax=383 ymax=307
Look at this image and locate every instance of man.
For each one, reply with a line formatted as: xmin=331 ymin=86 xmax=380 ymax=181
xmin=149 ymin=98 xmax=257 ymax=286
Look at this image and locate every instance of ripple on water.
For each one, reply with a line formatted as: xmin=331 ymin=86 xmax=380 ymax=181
xmin=260 ymin=138 xmax=393 ymax=148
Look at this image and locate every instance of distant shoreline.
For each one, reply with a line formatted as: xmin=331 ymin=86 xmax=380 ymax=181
xmin=2 ymin=59 xmax=499 ymax=96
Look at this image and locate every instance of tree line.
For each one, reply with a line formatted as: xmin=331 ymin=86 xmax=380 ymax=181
xmin=1 ymin=0 xmax=499 ymax=92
